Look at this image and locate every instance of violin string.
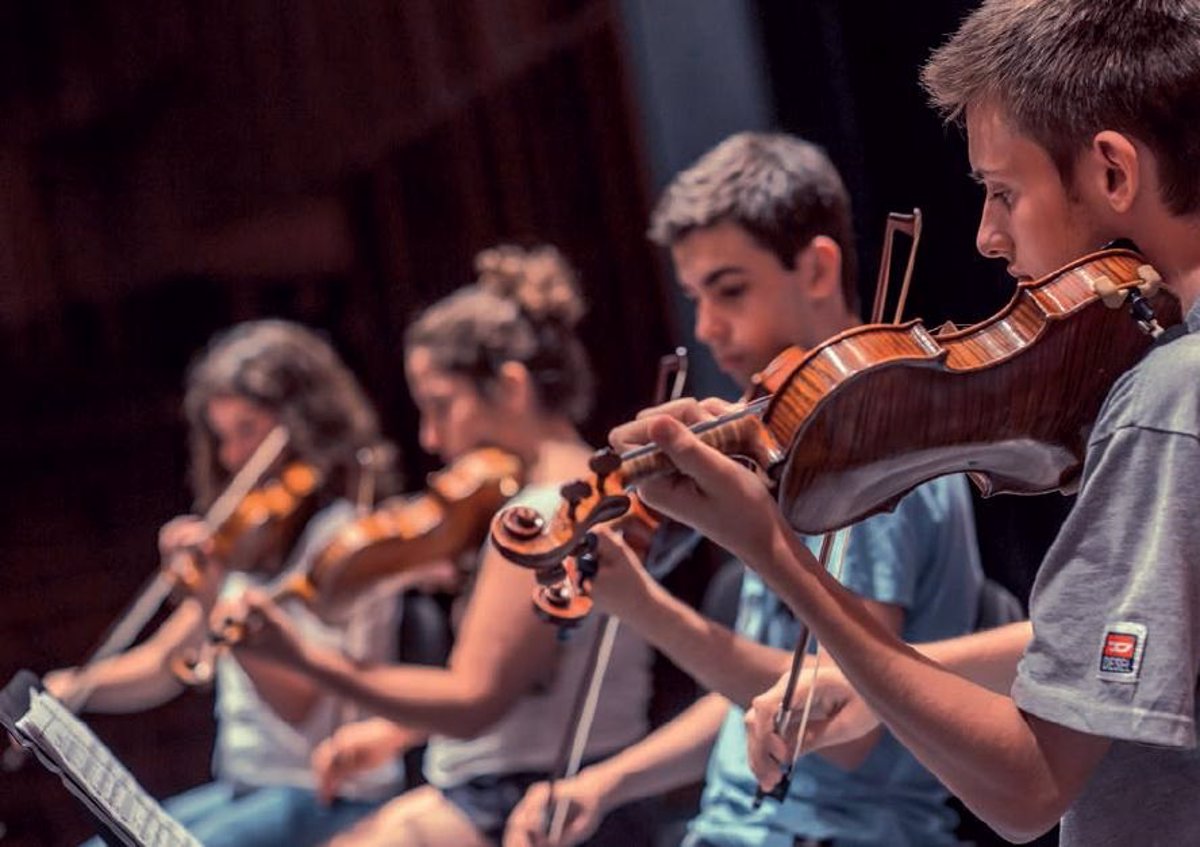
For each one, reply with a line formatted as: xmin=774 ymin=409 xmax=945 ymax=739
xmin=617 ymin=396 xmax=772 ymax=464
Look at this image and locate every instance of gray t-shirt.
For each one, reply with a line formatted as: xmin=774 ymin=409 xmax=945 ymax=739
xmin=1012 ymin=299 xmax=1200 ymax=846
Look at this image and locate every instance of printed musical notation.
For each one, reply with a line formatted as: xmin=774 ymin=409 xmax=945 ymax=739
xmin=16 ymin=690 xmax=200 ymax=847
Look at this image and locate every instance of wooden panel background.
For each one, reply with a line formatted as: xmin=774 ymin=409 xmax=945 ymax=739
xmin=0 ymin=2 xmax=678 ymax=843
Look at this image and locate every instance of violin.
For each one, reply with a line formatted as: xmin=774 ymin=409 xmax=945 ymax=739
xmin=204 ymin=460 xmax=322 ymax=577
xmin=490 ymin=245 xmax=1181 ymax=568
xmin=296 ymin=446 xmax=525 ymax=620
xmin=2 ymin=426 xmax=301 ymax=749
xmin=170 ymin=446 xmax=527 ymax=687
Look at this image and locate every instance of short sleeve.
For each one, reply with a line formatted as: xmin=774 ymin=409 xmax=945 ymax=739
xmin=1013 ymin=425 xmax=1200 ymax=748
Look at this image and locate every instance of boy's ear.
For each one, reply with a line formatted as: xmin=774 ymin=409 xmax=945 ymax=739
xmin=797 ymin=236 xmax=844 ymax=301
xmin=1089 ymin=130 xmax=1141 ymax=214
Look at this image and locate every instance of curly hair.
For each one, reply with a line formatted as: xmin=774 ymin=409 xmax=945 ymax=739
xmin=404 ymin=244 xmax=594 ymax=423
xmin=649 ymin=132 xmax=859 ymax=312
xmin=922 ymin=0 xmax=1200 ymax=214
xmin=183 ymin=319 xmax=396 ymax=509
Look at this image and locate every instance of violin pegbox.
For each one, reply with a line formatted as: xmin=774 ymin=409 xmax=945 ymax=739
xmin=491 ymin=452 xmax=634 ymax=571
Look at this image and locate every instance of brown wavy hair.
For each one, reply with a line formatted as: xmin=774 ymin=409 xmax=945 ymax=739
xmin=404 ymin=244 xmax=594 ymax=423
xmin=922 ymin=0 xmax=1200 ymax=215
xmin=183 ymin=319 xmax=397 ymax=510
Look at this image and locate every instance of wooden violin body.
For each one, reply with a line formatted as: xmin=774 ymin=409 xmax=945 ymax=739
xmin=208 ymin=461 xmax=322 ymax=574
xmin=297 ymin=447 xmax=524 ymax=619
xmin=491 ymin=246 xmax=1180 ymax=565
xmin=173 ymin=447 xmax=525 ymax=686
xmin=771 ymin=247 xmax=1178 ymax=532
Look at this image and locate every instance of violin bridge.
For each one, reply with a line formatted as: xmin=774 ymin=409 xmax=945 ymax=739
xmin=1085 ymin=272 xmax=1128 ymax=309
xmin=1136 ymin=263 xmax=1163 ymax=295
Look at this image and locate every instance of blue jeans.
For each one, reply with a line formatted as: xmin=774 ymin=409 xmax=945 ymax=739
xmin=82 ymin=781 xmax=386 ymax=847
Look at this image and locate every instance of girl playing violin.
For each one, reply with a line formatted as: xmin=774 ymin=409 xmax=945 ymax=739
xmin=221 ymin=245 xmax=655 ymax=847
xmin=45 ymin=319 xmax=407 ymax=847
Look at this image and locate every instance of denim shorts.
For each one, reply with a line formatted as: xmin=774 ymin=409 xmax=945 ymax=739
xmin=441 ymin=769 xmax=657 ymax=845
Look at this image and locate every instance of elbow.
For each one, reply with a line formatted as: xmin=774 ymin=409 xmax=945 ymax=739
xmin=981 ymin=795 xmax=1065 ymax=844
xmin=435 ymin=686 xmax=513 ymax=739
xmin=994 ymin=822 xmax=1057 ymax=845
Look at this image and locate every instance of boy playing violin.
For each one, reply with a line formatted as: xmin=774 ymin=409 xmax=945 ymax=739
xmin=629 ymin=3 xmax=1200 ymax=845
xmin=504 ymin=133 xmax=990 ymax=847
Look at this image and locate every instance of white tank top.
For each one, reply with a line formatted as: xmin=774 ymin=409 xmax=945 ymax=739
xmin=213 ymin=499 xmax=404 ymax=800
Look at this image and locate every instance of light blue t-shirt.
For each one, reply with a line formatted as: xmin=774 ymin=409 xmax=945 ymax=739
xmin=688 ymin=475 xmax=984 ymax=847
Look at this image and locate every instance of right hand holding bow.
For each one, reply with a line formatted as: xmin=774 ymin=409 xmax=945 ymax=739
xmin=503 ymin=769 xmax=612 ymax=847
xmin=744 ymin=661 xmax=880 ymax=793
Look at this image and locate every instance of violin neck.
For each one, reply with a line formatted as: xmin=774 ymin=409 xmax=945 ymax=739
xmin=618 ymin=405 xmax=779 ymax=484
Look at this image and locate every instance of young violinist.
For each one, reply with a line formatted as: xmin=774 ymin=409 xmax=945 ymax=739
xmin=624 ymin=3 xmax=1200 ymax=845
xmin=221 ymin=245 xmax=655 ymax=846
xmin=504 ymin=133 xmax=989 ymax=847
xmin=45 ymin=319 xmax=407 ymax=847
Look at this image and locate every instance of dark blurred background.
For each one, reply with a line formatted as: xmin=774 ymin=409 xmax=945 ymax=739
xmin=0 ymin=2 xmax=1066 ymax=844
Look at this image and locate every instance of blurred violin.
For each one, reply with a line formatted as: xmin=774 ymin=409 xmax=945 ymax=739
xmin=2 ymin=427 xmax=298 ymax=773
xmin=491 ymin=243 xmax=1181 ymax=568
xmin=298 ymin=446 xmax=525 ymax=619
xmin=205 ymin=460 xmax=322 ymax=577
xmin=172 ymin=445 xmax=526 ymax=686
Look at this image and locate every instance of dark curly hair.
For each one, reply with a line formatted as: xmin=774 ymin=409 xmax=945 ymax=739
xmin=183 ymin=319 xmax=397 ymax=509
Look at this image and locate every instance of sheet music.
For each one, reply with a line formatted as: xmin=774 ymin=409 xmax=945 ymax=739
xmin=16 ymin=690 xmax=201 ymax=847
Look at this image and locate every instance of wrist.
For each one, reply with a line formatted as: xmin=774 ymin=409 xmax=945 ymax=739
xmin=577 ymin=761 xmax=623 ymax=812
xmin=740 ymin=513 xmax=795 ymax=576
xmin=742 ymin=517 xmax=824 ymax=608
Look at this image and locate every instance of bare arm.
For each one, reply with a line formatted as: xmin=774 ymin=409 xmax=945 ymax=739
xmin=627 ymin=412 xmax=1105 ymax=842
xmin=757 ymin=534 xmax=1105 ymax=842
xmin=234 ymin=543 xmax=561 ymax=739
xmin=587 ymin=691 xmax=729 ymax=805
xmin=590 ymin=529 xmax=791 ymax=706
xmin=590 ymin=529 xmax=899 ymax=769
xmin=745 ymin=621 xmax=1032 ymax=783
xmin=504 ymin=693 xmax=729 ymax=847
xmin=915 ymin=620 xmax=1031 ymax=691
xmin=44 ymin=599 xmax=204 ymax=713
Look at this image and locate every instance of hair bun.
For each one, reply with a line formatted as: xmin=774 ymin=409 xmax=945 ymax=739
xmin=474 ymin=244 xmax=585 ymax=329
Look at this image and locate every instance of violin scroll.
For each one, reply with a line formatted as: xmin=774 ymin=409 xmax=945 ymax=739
xmin=490 ymin=409 xmax=775 ymax=572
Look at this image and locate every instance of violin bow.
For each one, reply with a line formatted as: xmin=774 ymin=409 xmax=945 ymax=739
xmin=751 ymin=527 xmax=850 ymax=806
xmin=869 ymin=209 xmax=923 ymax=326
xmin=542 ymin=348 xmax=689 ymax=841
xmin=68 ymin=427 xmax=290 ymax=707
xmin=754 ymin=209 xmax=923 ymax=806
xmin=0 ymin=426 xmax=293 ymax=772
